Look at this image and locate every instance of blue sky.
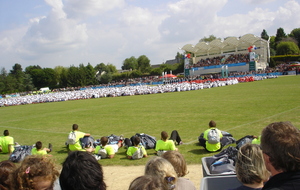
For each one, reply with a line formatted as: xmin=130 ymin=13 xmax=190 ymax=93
xmin=0 ymin=0 xmax=299 ymax=71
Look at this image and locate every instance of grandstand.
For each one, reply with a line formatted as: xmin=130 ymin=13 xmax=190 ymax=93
xmin=180 ymin=34 xmax=269 ymax=76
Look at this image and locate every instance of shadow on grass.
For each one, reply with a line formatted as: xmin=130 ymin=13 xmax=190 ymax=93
xmin=56 ymin=147 xmax=69 ymax=154
xmin=188 ymin=148 xmax=208 ymax=155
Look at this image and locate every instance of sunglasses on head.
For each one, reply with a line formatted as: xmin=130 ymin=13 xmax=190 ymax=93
xmin=165 ymin=176 xmax=175 ymax=182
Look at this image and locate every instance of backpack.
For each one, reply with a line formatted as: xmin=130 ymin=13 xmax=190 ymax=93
xmin=107 ymin=134 xmax=120 ymax=145
xmin=136 ymin=133 xmax=156 ymax=149
xmin=80 ymin=136 xmax=95 ymax=148
xmin=132 ymin=146 xmax=144 ymax=160
xmin=9 ymin=145 xmax=33 ymax=163
xmin=67 ymin=131 xmax=77 ymax=145
xmin=207 ymin=129 xmax=220 ymax=144
xmin=98 ymin=147 xmax=107 ymax=159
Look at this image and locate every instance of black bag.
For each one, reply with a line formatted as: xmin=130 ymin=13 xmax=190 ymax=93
xmin=136 ymin=133 xmax=156 ymax=149
xmin=206 ymin=146 xmax=238 ymax=175
xmin=9 ymin=145 xmax=33 ymax=163
xmin=107 ymin=134 xmax=120 ymax=145
xmin=236 ymin=135 xmax=254 ymax=149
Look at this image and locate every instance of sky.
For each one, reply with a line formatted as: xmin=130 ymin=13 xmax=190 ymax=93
xmin=0 ymin=0 xmax=299 ymax=71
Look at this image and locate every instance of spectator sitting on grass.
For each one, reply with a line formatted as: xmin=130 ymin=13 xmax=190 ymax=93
xmin=155 ymin=131 xmax=178 ymax=156
xmin=68 ymin=124 xmax=93 ymax=152
xmin=126 ymin=136 xmax=148 ymax=160
xmin=31 ymin=141 xmax=52 ymax=156
xmin=0 ymin=130 xmax=15 ymax=154
xmin=94 ymin=136 xmax=123 ymax=159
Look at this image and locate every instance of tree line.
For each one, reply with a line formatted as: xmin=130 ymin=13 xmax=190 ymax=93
xmin=0 ymin=54 xmax=184 ymax=94
xmin=1 ymin=27 xmax=299 ymax=95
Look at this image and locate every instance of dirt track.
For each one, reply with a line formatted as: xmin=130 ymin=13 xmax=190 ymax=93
xmin=102 ymin=164 xmax=203 ymax=190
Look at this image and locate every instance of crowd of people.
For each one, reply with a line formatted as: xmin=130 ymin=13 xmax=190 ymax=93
xmin=0 ymin=78 xmax=241 ymax=107
xmin=193 ymin=53 xmax=250 ymax=68
xmin=0 ymin=121 xmax=300 ymax=190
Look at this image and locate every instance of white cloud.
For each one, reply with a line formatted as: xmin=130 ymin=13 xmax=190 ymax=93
xmin=63 ymin=0 xmax=125 ymax=19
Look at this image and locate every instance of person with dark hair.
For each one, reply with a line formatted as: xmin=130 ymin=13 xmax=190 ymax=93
xmin=59 ymin=151 xmax=106 ymax=190
xmin=126 ymin=136 xmax=148 ymax=160
xmin=199 ymin=120 xmax=224 ymax=152
xmin=94 ymin=136 xmax=123 ymax=159
xmin=155 ymin=131 xmax=178 ymax=156
xmin=0 ymin=160 xmax=17 ymax=190
xmin=68 ymin=124 xmax=93 ymax=152
xmin=162 ymin=151 xmax=196 ymax=190
xmin=0 ymin=130 xmax=14 ymax=154
xmin=261 ymin=121 xmax=300 ymax=190
xmin=31 ymin=141 xmax=52 ymax=156
xmin=10 ymin=155 xmax=59 ymax=190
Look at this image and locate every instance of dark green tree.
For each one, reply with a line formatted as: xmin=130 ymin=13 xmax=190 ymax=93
xmin=67 ymin=65 xmax=80 ymax=87
xmin=122 ymin=56 xmax=138 ymax=70
xmin=10 ymin=63 xmax=26 ymax=92
xmin=261 ymin=29 xmax=269 ymax=41
xmin=99 ymin=73 xmax=112 ymax=84
xmin=199 ymin=35 xmax=220 ymax=42
xmin=85 ymin=63 xmax=97 ymax=85
xmin=137 ymin=55 xmax=151 ymax=73
xmin=275 ymin=27 xmax=287 ymax=48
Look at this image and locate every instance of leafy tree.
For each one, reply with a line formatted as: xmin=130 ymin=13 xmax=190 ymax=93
xmin=122 ymin=56 xmax=138 ymax=70
xmin=261 ymin=29 xmax=269 ymax=41
xmin=95 ymin=63 xmax=109 ymax=74
xmin=275 ymin=27 xmax=287 ymax=47
xmin=199 ymin=35 xmax=220 ymax=42
xmin=25 ymin=65 xmax=42 ymax=74
xmin=106 ymin=63 xmax=118 ymax=73
xmin=269 ymin=36 xmax=276 ymax=55
xmin=78 ymin=64 xmax=87 ymax=86
xmin=99 ymin=73 xmax=112 ymax=84
xmin=276 ymin=41 xmax=300 ymax=55
xmin=43 ymin=68 xmax=56 ymax=88
xmin=67 ymin=65 xmax=80 ymax=87
xmin=150 ymin=67 xmax=163 ymax=76
xmin=289 ymin=28 xmax=300 ymax=48
xmin=130 ymin=70 xmax=143 ymax=78
xmin=137 ymin=55 xmax=151 ymax=73
xmin=10 ymin=63 xmax=26 ymax=92
xmin=59 ymin=67 xmax=68 ymax=87
xmin=85 ymin=63 xmax=97 ymax=85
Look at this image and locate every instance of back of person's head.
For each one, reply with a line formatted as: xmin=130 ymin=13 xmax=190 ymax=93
xmin=60 ymin=151 xmax=106 ymax=190
xmin=0 ymin=160 xmax=16 ymax=190
xmin=72 ymin=124 xmax=79 ymax=131
xmin=145 ymin=156 xmax=177 ymax=189
xmin=235 ymin=144 xmax=270 ymax=185
xmin=209 ymin=120 xmax=216 ymax=128
xmin=101 ymin=136 xmax=108 ymax=146
xmin=261 ymin=121 xmax=300 ymax=172
xmin=161 ymin=131 xmax=168 ymax=141
xmin=161 ymin=151 xmax=188 ymax=177
xmin=35 ymin=141 xmax=42 ymax=150
xmin=133 ymin=136 xmax=141 ymax=146
xmin=3 ymin=130 xmax=9 ymax=136
xmin=10 ymin=155 xmax=59 ymax=190
xmin=129 ymin=175 xmax=169 ymax=190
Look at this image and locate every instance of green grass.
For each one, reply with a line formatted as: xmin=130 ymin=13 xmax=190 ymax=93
xmin=0 ymin=76 xmax=299 ymax=166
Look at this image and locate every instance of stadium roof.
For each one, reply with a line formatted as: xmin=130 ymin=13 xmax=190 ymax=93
xmin=181 ymin=34 xmax=265 ymax=56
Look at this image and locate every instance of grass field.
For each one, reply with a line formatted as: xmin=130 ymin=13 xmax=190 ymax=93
xmin=0 ymin=75 xmax=299 ymax=166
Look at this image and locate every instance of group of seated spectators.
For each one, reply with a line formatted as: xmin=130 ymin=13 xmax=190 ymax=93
xmin=1 ymin=121 xmax=300 ymax=190
xmin=193 ymin=53 xmax=250 ymax=68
